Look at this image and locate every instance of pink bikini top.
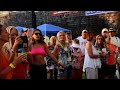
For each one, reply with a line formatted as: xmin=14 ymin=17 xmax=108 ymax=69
xmin=30 ymin=46 xmax=46 ymax=56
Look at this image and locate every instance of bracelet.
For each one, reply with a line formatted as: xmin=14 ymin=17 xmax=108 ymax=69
xmin=9 ymin=63 xmax=16 ymax=69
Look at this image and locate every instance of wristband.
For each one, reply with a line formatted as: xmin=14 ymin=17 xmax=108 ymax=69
xmin=9 ymin=63 xmax=16 ymax=69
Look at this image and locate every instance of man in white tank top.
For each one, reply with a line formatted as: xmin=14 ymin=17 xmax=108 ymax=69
xmin=77 ymin=29 xmax=88 ymax=56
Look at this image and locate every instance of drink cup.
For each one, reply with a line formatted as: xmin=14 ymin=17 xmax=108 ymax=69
xmin=102 ymin=48 xmax=107 ymax=54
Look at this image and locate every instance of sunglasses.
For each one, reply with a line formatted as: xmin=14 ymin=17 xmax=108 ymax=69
xmin=103 ymin=31 xmax=108 ymax=33
xmin=35 ymin=33 xmax=41 ymax=36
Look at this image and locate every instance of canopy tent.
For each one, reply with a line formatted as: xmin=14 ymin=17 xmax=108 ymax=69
xmin=15 ymin=26 xmax=27 ymax=32
xmin=37 ymin=24 xmax=71 ymax=36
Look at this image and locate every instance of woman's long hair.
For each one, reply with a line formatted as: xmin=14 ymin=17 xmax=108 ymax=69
xmin=32 ymin=29 xmax=45 ymax=44
xmin=2 ymin=26 xmax=18 ymax=55
xmin=56 ymin=31 xmax=66 ymax=44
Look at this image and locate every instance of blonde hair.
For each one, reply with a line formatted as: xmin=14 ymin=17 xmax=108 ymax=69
xmin=50 ymin=36 xmax=56 ymax=42
xmin=56 ymin=31 xmax=66 ymax=44
xmin=2 ymin=26 xmax=18 ymax=55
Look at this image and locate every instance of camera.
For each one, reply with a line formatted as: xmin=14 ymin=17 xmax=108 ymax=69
xmin=18 ymin=36 xmax=28 ymax=49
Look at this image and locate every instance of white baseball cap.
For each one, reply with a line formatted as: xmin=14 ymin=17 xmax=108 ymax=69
xmin=102 ymin=28 xmax=108 ymax=33
xmin=109 ymin=28 xmax=116 ymax=32
xmin=82 ymin=29 xmax=88 ymax=33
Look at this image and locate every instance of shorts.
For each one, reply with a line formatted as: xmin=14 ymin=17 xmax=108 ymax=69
xmin=85 ymin=67 xmax=98 ymax=79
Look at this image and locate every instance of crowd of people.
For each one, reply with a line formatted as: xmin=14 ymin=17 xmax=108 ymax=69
xmin=0 ymin=24 xmax=120 ymax=79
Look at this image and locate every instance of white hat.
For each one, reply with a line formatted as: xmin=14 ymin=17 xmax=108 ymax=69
xmin=101 ymin=28 xmax=108 ymax=33
xmin=82 ymin=29 xmax=88 ymax=33
xmin=109 ymin=28 xmax=116 ymax=32
xmin=72 ymin=44 xmax=80 ymax=48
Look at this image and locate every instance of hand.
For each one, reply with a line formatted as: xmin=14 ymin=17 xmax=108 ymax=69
xmin=100 ymin=52 xmax=107 ymax=57
xmin=12 ymin=54 xmax=27 ymax=65
xmin=13 ymin=36 xmax=23 ymax=49
xmin=29 ymin=37 xmax=34 ymax=45
xmin=15 ymin=36 xmax=23 ymax=45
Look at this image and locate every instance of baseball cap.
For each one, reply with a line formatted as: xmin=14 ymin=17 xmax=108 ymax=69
xmin=82 ymin=29 xmax=88 ymax=33
xmin=102 ymin=28 xmax=108 ymax=33
xmin=22 ymin=28 xmax=28 ymax=32
xmin=109 ymin=28 xmax=116 ymax=32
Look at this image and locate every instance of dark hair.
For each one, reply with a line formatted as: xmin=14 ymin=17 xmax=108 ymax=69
xmin=66 ymin=32 xmax=71 ymax=35
xmin=32 ymin=29 xmax=45 ymax=44
xmin=86 ymin=32 xmax=95 ymax=41
xmin=0 ymin=24 xmax=3 ymax=35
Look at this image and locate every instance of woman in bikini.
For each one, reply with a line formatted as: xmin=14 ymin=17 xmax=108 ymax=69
xmin=28 ymin=29 xmax=64 ymax=79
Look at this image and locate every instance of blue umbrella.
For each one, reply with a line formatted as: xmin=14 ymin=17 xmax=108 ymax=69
xmin=15 ymin=26 xmax=27 ymax=32
xmin=15 ymin=26 xmax=24 ymax=32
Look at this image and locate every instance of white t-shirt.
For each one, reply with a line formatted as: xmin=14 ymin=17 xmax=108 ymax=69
xmin=77 ymin=36 xmax=87 ymax=55
xmin=110 ymin=36 xmax=120 ymax=47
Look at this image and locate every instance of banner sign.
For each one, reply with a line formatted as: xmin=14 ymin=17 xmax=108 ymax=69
xmin=85 ymin=11 xmax=116 ymax=16
xmin=50 ymin=11 xmax=79 ymax=16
